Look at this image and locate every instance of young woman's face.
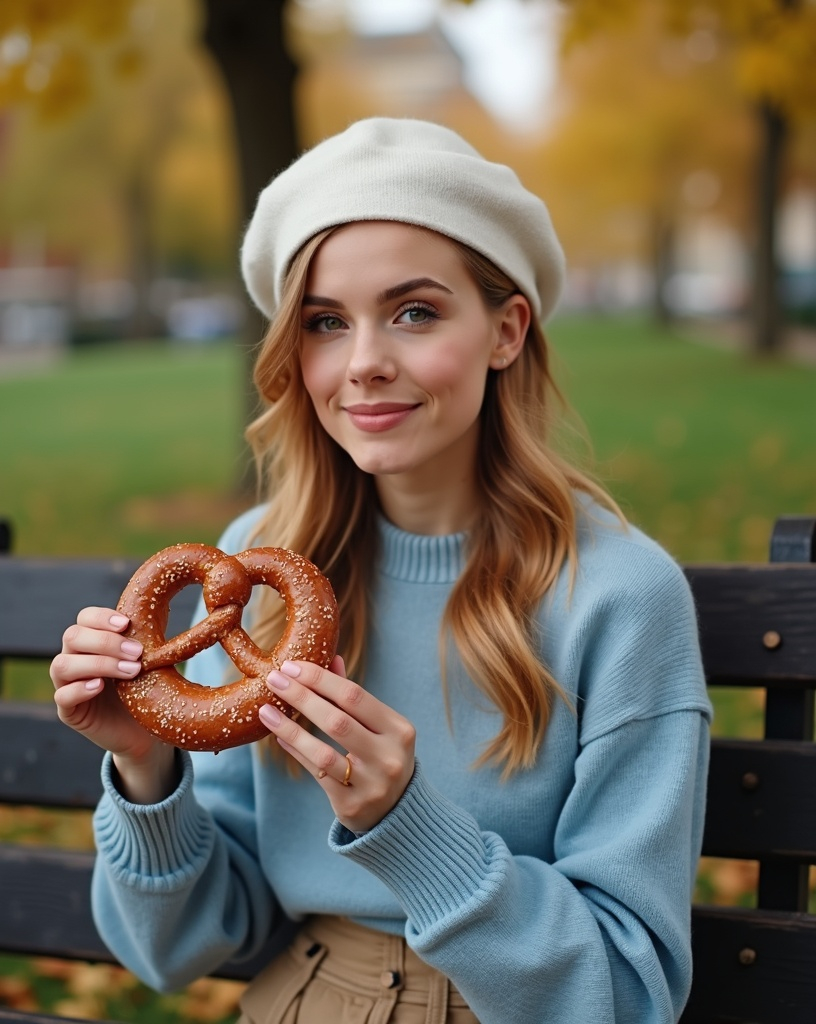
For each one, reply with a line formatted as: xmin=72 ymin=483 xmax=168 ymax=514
xmin=298 ymin=221 xmax=526 ymax=510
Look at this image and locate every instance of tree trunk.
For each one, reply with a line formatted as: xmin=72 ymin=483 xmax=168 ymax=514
xmin=200 ymin=0 xmax=299 ymax=493
xmin=752 ymin=101 xmax=787 ymax=355
xmin=123 ymin=168 xmax=162 ymax=340
xmin=652 ymin=207 xmax=676 ymax=329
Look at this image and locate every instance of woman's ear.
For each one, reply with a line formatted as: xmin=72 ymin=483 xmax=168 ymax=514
xmin=489 ymin=293 xmax=531 ymax=370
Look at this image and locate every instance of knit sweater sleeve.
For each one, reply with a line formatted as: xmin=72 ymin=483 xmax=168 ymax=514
xmin=329 ymin=545 xmax=711 ymax=1024
xmin=91 ymin=742 xmax=281 ymax=991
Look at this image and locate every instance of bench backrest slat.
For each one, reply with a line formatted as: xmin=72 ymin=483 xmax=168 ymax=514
xmin=682 ymin=906 xmax=816 ymax=1024
xmin=0 ymin=844 xmax=292 ymax=982
xmin=684 ymin=564 xmax=816 ymax=686
xmin=0 ymin=845 xmax=108 ymax=962
xmin=0 ymin=558 xmax=200 ymax=660
xmin=704 ymin=738 xmax=816 ymax=860
xmin=0 ymin=701 xmax=103 ymax=807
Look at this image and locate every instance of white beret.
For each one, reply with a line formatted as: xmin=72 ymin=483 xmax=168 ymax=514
xmin=240 ymin=117 xmax=565 ymax=322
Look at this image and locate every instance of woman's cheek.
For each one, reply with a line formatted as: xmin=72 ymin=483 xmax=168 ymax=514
xmin=300 ymin=347 xmax=334 ymax=406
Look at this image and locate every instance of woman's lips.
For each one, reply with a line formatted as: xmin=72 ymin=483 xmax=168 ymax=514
xmin=344 ymin=403 xmax=419 ymax=432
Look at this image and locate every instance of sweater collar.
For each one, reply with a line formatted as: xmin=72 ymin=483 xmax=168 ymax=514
xmin=378 ymin=517 xmax=466 ymax=584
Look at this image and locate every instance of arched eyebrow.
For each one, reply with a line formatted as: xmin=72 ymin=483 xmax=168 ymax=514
xmin=302 ymin=277 xmax=453 ymax=309
xmin=376 ymin=278 xmax=453 ymax=304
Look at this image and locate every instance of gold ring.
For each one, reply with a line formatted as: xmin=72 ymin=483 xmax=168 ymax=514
xmin=317 ymin=769 xmax=327 ymax=780
xmin=342 ymin=756 xmax=352 ymax=787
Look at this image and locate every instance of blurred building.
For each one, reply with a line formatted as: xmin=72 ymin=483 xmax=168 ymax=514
xmin=0 ymin=238 xmax=73 ymax=362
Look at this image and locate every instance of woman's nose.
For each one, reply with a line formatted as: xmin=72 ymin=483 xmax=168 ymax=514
xmin=346 ymin=325 xmax=396 ymax=384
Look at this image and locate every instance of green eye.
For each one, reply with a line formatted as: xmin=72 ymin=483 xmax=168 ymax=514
xmin=397 ymin=304 xmax=438 ymax=325
xmin=304 ymin=313 xmax=346 ymax=333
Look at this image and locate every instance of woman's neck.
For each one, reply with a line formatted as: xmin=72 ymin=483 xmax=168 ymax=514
xmin=375 ymin=473 xmax=481 ymax=536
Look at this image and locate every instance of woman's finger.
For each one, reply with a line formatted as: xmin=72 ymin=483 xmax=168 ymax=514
xmin=259 ymin=703 xmax=349 ymax=781
xmin=75 ymin=607 xmax=132 ymax=632
xmin=53 ymin=676 xmax=107 ymax=711
xmin=50 ymin=651 xmax=141 ymax=689
xmin=60 ymin=623 xmax=141 ymax=661
xmin=52 ymin=611 xmax=143 ymax=692
xmin=273 ymin=733 xmax=353 ymax=790
xmin=267 ymin=659 xmax=383 ymax=733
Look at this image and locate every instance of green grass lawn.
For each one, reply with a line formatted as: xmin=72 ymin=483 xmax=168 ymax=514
xmin=0 ymin=317 xmax=813 ymax=1017
xmin=549 ymin=315 xmax=816 ymax=564
xmin=0 ymin=339 xmax=248 ymax=558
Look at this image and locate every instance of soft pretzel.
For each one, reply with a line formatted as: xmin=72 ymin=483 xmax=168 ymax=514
xmin=115 ymin=543 xmax=339 ymax=752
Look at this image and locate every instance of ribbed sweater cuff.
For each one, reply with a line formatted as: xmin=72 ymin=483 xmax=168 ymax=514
xmin=328 ymin=761 xmax=508 ymax=934
xmin=94 ymin=750 xmax=214 ymax=886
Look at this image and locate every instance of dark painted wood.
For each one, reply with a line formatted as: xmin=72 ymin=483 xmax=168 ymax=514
xmin=0 ymin=846 xmax=108 ymax=962
xmin=684 ymin=564 xmax=816 ymax=686
xmin=0 ymin=702 xmax=103 ymax=807
xmin=703 ymin=738 xmax=816 ymax=860
xmin=758 ymin=515 xmax=816 ymax=911
xmin=0 ymin=557 xmax=200 ymax=661
xmin=681 ymin=906 xmax=816 ymax=1024
xmin=0 ymin=844 xmax=293 ymax=982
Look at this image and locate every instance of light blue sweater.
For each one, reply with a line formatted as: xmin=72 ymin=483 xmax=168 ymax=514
xmin=92 ymin=501 xmax=712 ymax=1023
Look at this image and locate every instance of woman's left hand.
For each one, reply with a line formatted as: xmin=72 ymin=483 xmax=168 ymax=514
xmin=259 ymin=656 xmax=416 ymax=833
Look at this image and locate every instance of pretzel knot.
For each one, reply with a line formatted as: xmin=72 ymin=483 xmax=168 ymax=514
xmin=115 ymin=543 xmax=339 ymax=752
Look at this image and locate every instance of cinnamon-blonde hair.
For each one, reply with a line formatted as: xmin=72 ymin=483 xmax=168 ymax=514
xmin=245 ymin=226 xmax=621 ymax=777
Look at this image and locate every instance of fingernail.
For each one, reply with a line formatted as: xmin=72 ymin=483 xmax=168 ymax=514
xmin=280 ymin=661 xmax=301 ymax=678
xmin=121 ymin=640 xmax=142 ymax=657
xmin=118 ymin=660 xmax=140 ymax=675
xmin=85 ymin=679 xmax=103 ymax=691
xmin=259 ymin=704 xmax=281 ymax=728
xmin=267 ymin=670 xmax=290 ymax=690
xmin=110 ymin=614 xmax=129 ymax=629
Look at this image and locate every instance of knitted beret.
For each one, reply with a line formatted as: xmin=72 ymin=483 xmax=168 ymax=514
xmin=240 ymin=117 xmax=565 ymax=322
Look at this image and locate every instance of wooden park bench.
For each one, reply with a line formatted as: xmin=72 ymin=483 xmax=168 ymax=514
xmin=0 ymin=515 xmax=814 ymax=1023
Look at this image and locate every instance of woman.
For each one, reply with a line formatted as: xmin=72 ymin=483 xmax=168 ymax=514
xmin=51 ymin=118 xmax=712 ymax=1024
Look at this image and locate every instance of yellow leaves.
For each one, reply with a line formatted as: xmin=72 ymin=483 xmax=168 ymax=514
xmin=560 ymin=0 xmax=640 ymax=52
xmin=562 ymin=0 xmax=816 ymax=117
xmin=168 ymin=977 xmax=245 ymax=1023
xmin=0 ymin=61 xmax=28 ymax=110
xmin=709 ymin=0 xmax=783 ymax=38
xmin=0 ymin=0 xmax=143 ymax=120
xmin=72 ymin=0 xmax=135 ymax=43
xmin=0 ymin=972 xmax=38 ymax=1013
xmin=0 ymin=955 xmax=243 ymax=1023
xmin=0 ymin=0 xmax=133 ymax=42
xmin=112 ymin=43 xmax=145 ymax=80
xmin=35 ymin=960 xmax=139 ymax=1021
xmin=35 ymin=46 xmax=91 ymax=120
xmin=733 ymin=7 xmax=816 ymax=117
xmin=696 ymin=857 xmax=759 ymax=906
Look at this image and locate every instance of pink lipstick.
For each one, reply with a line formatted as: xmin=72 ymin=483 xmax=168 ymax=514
xmin=344 ymin=402 xmax=419 ymax=432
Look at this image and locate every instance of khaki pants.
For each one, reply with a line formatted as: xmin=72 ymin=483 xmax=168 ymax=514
xmin=238 ymin=915 xmax=478 ymax=1024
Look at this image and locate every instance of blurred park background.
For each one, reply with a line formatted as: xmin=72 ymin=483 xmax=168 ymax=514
xmin=0 ymin=0 xmax=815 ymax=1020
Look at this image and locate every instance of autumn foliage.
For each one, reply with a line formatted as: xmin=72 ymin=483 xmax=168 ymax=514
xmin=562 ymin=0 xmax=816 ymax=120
xmin=0 ymin=0 xmax=144 ymax=120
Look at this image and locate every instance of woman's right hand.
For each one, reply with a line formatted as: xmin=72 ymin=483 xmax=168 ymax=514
xmin=50 ymin=607 xmax=178 ymax=802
